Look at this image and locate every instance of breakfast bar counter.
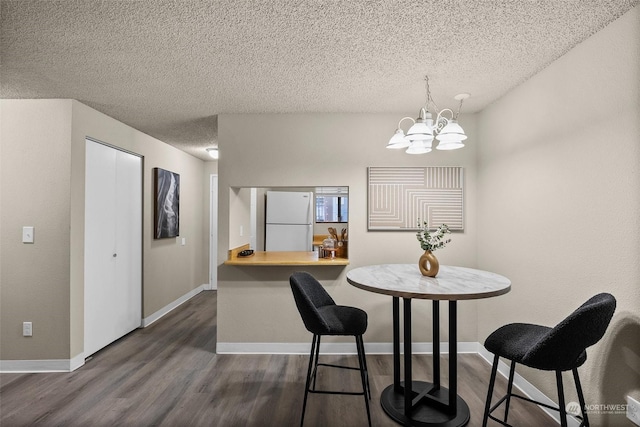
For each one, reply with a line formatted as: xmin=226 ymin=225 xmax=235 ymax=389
xmin=224 ymin=250 xmax=349 ymax=266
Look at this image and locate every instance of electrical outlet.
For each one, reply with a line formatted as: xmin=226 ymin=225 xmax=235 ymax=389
xmin=23 ymin=322 xmax=32 ymax=337
xmin=628 ymin=395 xmax=640 ymax=426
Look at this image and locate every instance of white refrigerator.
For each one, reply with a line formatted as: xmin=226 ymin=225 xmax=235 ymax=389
xmin=265 ymin=191 xmax=313 ymax=251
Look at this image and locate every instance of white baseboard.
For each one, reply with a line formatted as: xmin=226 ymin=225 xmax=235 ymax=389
xmin=204 ymin=282 xmax=217 ymax=291
xmin=216 ymin=341 xmax=480 ymax=355
xmin=0 ymin=353 xmax=85 ymax=373
xmin=478 ymin=345 xmax=580 ymax=427
xmin=142 ymin=284 xmax=207 ymax=327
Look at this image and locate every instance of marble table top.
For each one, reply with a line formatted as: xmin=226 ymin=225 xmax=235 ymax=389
xmin=346 ymin=264 xmax=511 ymax=300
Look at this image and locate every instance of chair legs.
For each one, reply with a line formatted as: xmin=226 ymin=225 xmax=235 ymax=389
xmin=556 ymin=368 xmax=591 ymax=427
xmin=300 ymin=334 xmax=319 ymax=427
xmin=356 ymin=335 xmax=372 ymax=426
xmin=573 ymin=367 xmax=590 ymax=427
xmin=504 ymin=361 xmax=516 ymax=423
xmin=312 ymin=335 xmax=321 ymax=391
xmin=299 ymin=334 xmax=371 ymax=427
xmin=556 ymin=370 xmax=568 ymax=427
xmin=483 ymin=356 xmax=591 ymax=427
xmin=356 ymin=335 xmax=372 ymax=399
xmin=483 ymin=354 xmax=500 ymax=427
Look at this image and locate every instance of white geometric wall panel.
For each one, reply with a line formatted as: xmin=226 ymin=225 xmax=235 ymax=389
xmin=368 ymin=167 xmax=464 ymax=231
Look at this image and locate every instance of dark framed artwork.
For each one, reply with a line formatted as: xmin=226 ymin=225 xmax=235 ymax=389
xmin=154 ymin=167 xmax=180 ymax=239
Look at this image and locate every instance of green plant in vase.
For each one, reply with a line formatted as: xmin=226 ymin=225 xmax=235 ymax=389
xmin=416 ymin=220 xmax=451 ymax=277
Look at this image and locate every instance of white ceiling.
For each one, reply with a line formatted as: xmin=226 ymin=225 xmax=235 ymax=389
xmin=1 ymin=1 xmax=637 ymax=160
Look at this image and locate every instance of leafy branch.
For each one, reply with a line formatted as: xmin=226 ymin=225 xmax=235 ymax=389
xmin=416 ymin=220 xmax=451 ymax=252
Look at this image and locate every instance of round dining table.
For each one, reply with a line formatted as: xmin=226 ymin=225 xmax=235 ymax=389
xmin=347 ymin=264 xmax=511 ymax=427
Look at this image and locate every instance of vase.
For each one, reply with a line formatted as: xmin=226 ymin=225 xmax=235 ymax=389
xmin=419 ymin=250 xmax=439 ymax=277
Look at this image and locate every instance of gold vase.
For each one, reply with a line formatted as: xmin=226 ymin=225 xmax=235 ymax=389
xmin=419 ymin=250 xmax=439 ymax=277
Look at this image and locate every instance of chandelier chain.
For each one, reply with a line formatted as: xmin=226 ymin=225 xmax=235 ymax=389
xmin=424 ymin=75 xmax=439 ymax=112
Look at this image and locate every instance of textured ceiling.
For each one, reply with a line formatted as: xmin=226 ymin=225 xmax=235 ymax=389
xmin=1 ymin=1 xmax=638 ymax=160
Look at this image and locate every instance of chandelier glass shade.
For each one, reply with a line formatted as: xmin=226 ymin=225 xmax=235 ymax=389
xmin=387 ymin=76 xmax=470 ymax=154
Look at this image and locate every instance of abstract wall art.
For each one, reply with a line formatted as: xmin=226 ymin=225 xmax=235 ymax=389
xmin=154 ymin=167 xmax=180 ymax=239
xmin=368 ymin=166 xmax=464 ymax=231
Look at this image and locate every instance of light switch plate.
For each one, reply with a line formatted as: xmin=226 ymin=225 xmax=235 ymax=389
xmin=22 ymin=226 xmax=34 ymax=243
xmin=23 ymin=322 xmax=32 ymax=337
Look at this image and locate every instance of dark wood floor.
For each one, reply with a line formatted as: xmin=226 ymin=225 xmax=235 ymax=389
xmin=1 ymin=291 xmax=553 ymax=426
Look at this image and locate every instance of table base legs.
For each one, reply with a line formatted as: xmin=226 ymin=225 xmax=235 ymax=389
xmin=386 ymin=298 xmax=469 ymax=427
xmin=381 ymin=381 xmax=470 ymax=427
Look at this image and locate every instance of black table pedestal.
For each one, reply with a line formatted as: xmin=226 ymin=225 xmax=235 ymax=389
xmin=387 ymin=297 xmax=469 ymax=427
xmin=381 ymin=382 xmax=470 ymax=427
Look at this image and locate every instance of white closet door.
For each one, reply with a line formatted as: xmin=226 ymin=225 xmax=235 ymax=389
xmin=84 ymin=140 xmax=142 ymax=357
xmin=114 ymin=147 xmax=142 ymax=335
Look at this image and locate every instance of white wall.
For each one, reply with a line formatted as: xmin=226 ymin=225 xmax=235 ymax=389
xmin=476 ymin=7 xmax=640 ymax=426
xmin=217 ymin=113 xmax=479 ymax=345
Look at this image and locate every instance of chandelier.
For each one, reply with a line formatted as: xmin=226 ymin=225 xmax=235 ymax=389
xmin=387 ymin=75 xmax=470 ymax=154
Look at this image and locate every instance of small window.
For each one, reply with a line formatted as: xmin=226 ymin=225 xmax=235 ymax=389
xmin=315 ymin=187 xmax=348 ymax=223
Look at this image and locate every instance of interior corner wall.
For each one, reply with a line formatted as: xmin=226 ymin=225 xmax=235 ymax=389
xmin=476 ymin=6 xmax=640 ymax=425
xmin=0 ymin=99 xmax=207 ymax=362
xmin=217 ymin=113 xmax=478 ymax=346
xmin=1 ymin=99 xmax=73 ymax=360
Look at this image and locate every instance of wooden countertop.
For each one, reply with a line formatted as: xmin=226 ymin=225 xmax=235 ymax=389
xmin=225 ymin=250 xmax=349 ymax=266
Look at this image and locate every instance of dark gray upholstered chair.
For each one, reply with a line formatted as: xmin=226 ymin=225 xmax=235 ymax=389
xmin=289 ymin=271 xmax=371 ymax=427
xmin=482 ymin=293 xmax=616 ymax=427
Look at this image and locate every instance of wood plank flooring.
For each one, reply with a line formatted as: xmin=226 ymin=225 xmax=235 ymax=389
xmin=1 ymin=291 xmax=554 ymax=426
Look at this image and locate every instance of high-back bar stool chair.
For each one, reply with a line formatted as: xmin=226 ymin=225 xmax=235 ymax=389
xmin=482 ymin=293 xmax=616 ymax=427
xmin=289 ymin=271 xmax=371 ymax=427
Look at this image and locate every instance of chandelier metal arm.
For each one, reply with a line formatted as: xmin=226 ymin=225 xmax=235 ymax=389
xmin=434 ymin=108 xmax=455 ymax=134
xmin=397 ymin=116 xmax=415 ymax=130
